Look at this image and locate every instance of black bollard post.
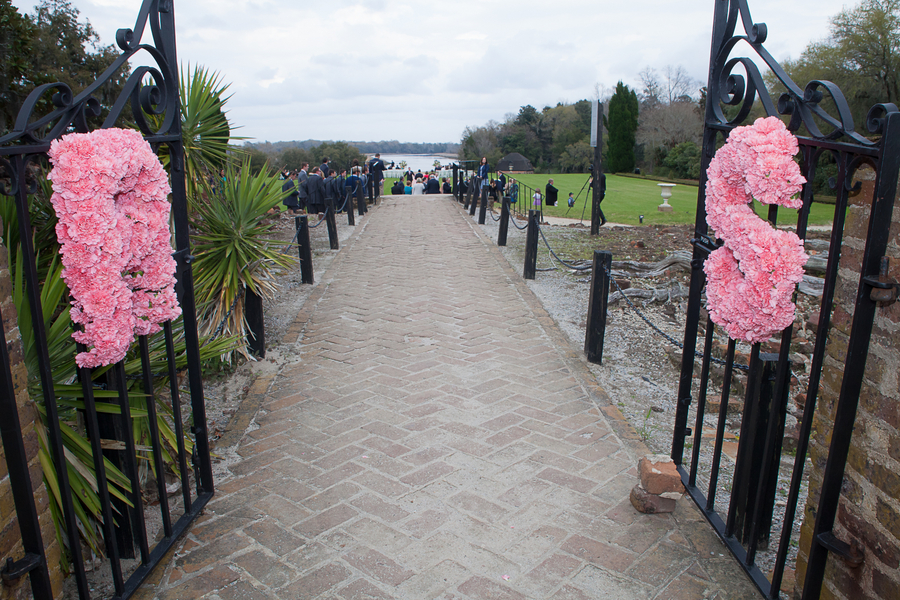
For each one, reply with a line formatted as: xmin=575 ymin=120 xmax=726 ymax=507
xmin=478 ymin=187 xmax=488 ymax=224
xmin=296 ymin=216 xmax=314 ymax=284
xmin=584 ymin=250 xmax=612 ymax=364
xmin=452 ymin=164 xmax=459 ymax=198
xmin=357 ymin=184 xmax=366 ymax=216
xmin=524 ymin=210 xmax=539 ymax=280
xmin=346 ymin=191 xmax=355 ymax=226
xmin=463 ymin=180 xmax=471 ymax=210
xmin=325 ymin=200 xmax=339 ymax=250
xmin=498 ymin=196 xmax=510 ymax=246
xmin=245 ymin=285 xmax=265 ymax=358
xmin=469 ymin=180 xmax=479 ymax=216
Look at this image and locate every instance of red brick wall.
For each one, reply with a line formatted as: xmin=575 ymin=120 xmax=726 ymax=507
xmin=795 ymin=166 xmax=900 ymax=599
xmin=0 ymin=227 xmax=63 ymax=599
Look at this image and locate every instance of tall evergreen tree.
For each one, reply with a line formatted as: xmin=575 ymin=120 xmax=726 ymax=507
xmin=606 ymin=81 xmax=639 ymax=173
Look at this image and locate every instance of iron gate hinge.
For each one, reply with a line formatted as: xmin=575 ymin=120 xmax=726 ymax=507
xmin=863 ymin=256 xmax=899 ymax=307
xmin=1 ymin=554 xmax=42 ymax=583
xmin=816 ymin=531 xmax=865 ymax=567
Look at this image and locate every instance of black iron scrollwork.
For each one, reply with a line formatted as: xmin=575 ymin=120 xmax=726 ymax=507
xmin=0 ymin=0 xmax=178 ymax=152
xmin=710 ymin=0 xmax=898 ymax=146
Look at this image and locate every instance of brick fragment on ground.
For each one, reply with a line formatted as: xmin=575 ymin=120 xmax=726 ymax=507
xmin=638 ymin=453 xmax=684 ymax=496
xmin=630 ymin=484 xmax=678 ymax=514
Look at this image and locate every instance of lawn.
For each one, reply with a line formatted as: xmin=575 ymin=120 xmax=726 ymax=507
xmin=501 ymin=173 xmax=835 ymax=227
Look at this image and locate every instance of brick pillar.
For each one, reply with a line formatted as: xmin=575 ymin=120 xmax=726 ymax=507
xmin=795 ymin=166 xmax=900 ymax=599
xmin=0 ymin=225 xmax=64 ymax=599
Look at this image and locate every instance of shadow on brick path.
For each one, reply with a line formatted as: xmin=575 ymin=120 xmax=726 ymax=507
xmin=137 ymin=196 xmax=760 ymax=599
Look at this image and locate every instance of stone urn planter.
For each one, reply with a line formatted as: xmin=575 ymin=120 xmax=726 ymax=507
xmin=658 ymin=183 xmax=675 ymax=212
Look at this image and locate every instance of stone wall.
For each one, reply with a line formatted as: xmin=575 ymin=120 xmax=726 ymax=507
xmin=0 ymin=227 xmax=63 ymax=599
xmin=795 ymin=166 xmax=900 ymax=599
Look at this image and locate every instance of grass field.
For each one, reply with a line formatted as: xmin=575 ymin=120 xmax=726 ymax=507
xmin=383 ymin=173 xmax=835 ymax=227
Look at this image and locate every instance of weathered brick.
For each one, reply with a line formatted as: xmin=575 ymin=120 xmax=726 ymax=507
xmin=638 ymin=455 xmax=684 ymax=496
xmin=630 ymin=484 xmax=677 ymax=514
xmin=837 ymin=503 xmax=900 ymax=569
xmin=873 ymin=566 xmax=900 ymax=599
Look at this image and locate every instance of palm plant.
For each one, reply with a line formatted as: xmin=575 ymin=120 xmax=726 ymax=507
xmin=149 ymin=64 xmax=241 ymax=209
xmin=191 ymin=158 xmax=295 ymax=359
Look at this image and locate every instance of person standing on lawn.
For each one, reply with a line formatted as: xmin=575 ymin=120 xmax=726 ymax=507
xmin=589 ymin=172 xmax=608 ymax=226
xmin=545 ymin=178 xmax=558 ymax=206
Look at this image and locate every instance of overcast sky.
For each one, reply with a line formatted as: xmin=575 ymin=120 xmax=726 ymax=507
xmin=13 ymin=0 xmax=850 ymax=145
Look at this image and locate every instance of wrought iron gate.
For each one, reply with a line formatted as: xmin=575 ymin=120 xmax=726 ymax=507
xmin=671 ymin=1 xmax=899 ymax=598
xmin=0 ymin=1 xmax=213 ymax=598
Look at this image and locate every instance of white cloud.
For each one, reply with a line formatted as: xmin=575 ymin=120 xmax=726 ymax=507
xmin=12 ymin=0 xmax=851 ymax=143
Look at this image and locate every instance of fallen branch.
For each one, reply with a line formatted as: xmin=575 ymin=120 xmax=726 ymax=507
xmin=609 ymin=283 xmax=689 ymax=304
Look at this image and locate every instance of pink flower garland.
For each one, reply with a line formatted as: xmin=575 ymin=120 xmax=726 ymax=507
xmin=48 ymin=128 xmax=182 ymax=368
xmin=704 ymin=116 xmax=809 ymax=343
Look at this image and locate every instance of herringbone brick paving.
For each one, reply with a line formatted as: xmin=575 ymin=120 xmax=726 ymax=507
xmin=141 ymin=196 xmax=758 ymax=599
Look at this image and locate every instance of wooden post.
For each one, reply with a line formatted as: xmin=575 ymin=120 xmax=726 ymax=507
xmin=478 ymin=187 xmax=488 ymax=224
xmin=346 ymin=190 xmax=355 ymax=226
xmin=452 ymin=164 xmax=459 ymax=198
xmin=591 ymin=101 xmax=604 ymax=236
xmin=325 ymin=198 xmax=339 ymax=250
xmin=498 ymin=196 xmax=510 ymax=246
xmin=469 ymin=180 xmax=479 ymax=216
xmin=357 ymin=183 xmax=366 ymax=216
xmin=584 ymin=250 xmax=612 ymax=364
xmin=245 ymin=286 xmax=265 ymax=358
xmin=524 ymin=210 xmax=538 ymax=280
xmin=296 ymin=216 xmax=314 ymax=284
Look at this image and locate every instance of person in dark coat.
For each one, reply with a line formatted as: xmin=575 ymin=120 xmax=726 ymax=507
xmin=442 ymin=178 xmax=451 ymax=194
xmin=588 ymin=172 xmax=608 ymax=225
xmin=498 ymin=171 xmax=507 ymax=196
xmin=477 ymin=157 xmax=489 ymax=190
xmin=319 ymin=157 xmax=330 ymax=178
xmin=296 ymin=162 xmax=309 ymax=211
xmin=306 ymin=167 xmax=326 ymax=214
xmin=391 ymin=179 xmax=405 ymax=195
xmin=282 ymin=172 xmax=301 ymax=213
xmin=425 ymin=176 xmax=440 ymax=194
xmin=368 ymin=153 xmax=386 ymax=198
xmin=545 ymin=179 xmax=559 ymax=206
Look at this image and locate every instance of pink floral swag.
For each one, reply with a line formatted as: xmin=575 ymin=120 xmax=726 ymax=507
xmin=704 ymin=116 xmax=809 ymax=344
xmin=48 ymin=128 xmax=182 ymax=368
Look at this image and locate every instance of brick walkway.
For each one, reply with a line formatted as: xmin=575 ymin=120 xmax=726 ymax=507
xmin=139 ymin=196 xmax=758 ymax=599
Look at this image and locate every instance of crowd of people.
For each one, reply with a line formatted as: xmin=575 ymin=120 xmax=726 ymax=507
xmin=389 ymin=168 xmax=452 ymax=195
xmin=280 ymin=153 xmax=388 ymax=215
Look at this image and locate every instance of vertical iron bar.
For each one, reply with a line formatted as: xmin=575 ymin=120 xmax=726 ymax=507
xmin=771 ymin=151 xmax=850 ymax=596
xmin=802 ymin=110 xmax=900 ymax=600
xmin=523 ymin=211 xmax=539 ymax=280
xmin=113 ymin=362 xmax=150 ymax=564
xmin=498 ymin=197 xmax=510 ymax=246
xmin=584 ymin=251 xmax=612 ymax=364
xmin=163 ymin=322 xmax=192 ymax=511
xmin=726 ymin=344 xmax=762 ymax=538
xmin=0 ymin=308 xmax=54 ymax=599
xmin=138 ymin=335 xmax=173 ymax=538
xmin=76 ymin=353 xmax=124 ymax=596
xmin=707 ymin=339 xmax=736 ymax=513
xmin=11 ymin=155 xmax=89 ymax=597
xmin=296 ymin=216 xmax=314 ymax=285
xmin=690 ymin=319 xmax=717 ymax=488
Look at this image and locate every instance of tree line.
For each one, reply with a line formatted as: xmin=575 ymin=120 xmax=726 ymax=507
xmin=458 ymin=0 xmax=900 ymax=181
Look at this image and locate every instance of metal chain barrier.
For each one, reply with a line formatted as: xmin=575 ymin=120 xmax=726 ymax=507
xmin=307 ymin=207 xmax=329 ymax=228
xmin=601 ymin=261 xmax=750 ymax=372
xmin=210 ymin=285 xmax=245 ymax=340
xmin=537 ymin=225 xmax=592 ymax=271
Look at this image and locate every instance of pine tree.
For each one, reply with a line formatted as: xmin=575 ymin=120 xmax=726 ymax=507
xmin=606 ymin=82 xmax=639 ymax=173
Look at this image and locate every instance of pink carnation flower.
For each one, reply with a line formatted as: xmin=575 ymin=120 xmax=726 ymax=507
xmin=703 ymin=117 xmax=809 ymax=343
xmin=48 ymin=128 xmax=182 ymax=367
